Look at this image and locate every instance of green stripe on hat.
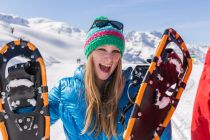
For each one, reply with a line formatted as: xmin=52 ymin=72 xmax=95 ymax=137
xmin=84 ymin=35 xmax=125 ymax=59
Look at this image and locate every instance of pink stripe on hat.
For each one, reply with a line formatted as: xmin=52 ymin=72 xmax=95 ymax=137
xmin=84 ymin=30 xmax=124 ymax=48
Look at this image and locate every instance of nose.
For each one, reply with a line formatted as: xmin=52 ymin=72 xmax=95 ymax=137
xmin=104 ymin=53 xmax=113 ymax=63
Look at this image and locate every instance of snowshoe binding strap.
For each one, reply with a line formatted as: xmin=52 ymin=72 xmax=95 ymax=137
xmin=119 ymin=64 xmax=149 ymax=127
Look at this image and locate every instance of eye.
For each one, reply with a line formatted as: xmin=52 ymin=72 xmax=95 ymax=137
xmin=112 ymin=50 xmax=120 ymax=54
xmin=97 ymin=48 xmax=106 ymax=51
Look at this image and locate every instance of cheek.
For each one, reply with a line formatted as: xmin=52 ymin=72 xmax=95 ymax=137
xmin=93 ymin=56 xmax=100 ymax=65
xmin=111 ymin=56 xmax=121 ymax=70
xmin=92 ymin=55 xmax=100 ymax=71
xmin=92 ymin=58 xmax=98 ymax=70
xmin=92 ymin=52 xmax=101 ymax=64
xmin=113 ymin=55 xmax=121 ymax=63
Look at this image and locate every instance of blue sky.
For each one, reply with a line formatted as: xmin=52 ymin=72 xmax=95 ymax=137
xmin=0 ymin=0 xmax=209 ymax=44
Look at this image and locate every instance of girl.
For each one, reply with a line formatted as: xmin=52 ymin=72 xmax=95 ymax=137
xmin=49 ymin=16 xmax=172 ymax=140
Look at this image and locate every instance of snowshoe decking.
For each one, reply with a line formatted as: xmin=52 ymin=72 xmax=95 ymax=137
xmin=123 ymin=28 xmax=193 ymax=140
xmin=0 ymin=40 xmax=50 ymax=140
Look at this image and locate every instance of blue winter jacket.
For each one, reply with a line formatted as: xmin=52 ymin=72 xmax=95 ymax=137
xmin=49 ymin=65 xmax=172 ymax=140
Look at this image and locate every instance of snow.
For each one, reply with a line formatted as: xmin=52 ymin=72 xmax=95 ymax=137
xmin=171 ymin=65 xmax=203 ymax=139
xmin=0 ymin=12 xmax=208 ymax=140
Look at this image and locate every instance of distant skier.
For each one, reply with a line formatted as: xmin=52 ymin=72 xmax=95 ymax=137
xmin=11 ymin=27 xmax=14 ymax=34
xmin=76 ymin=58 xmax=81 ymax=64
xmin=191 ymin=47 xmax=210 ymax=140
xmin=48 ymin=16 xmax=172 ymax=140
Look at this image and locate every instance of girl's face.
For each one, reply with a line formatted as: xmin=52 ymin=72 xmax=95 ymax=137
xmin=92 ymin=45 xmax=121 ymax=82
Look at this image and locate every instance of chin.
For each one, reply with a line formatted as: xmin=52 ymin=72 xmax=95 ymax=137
xmin=98 ymin=75 xmax=110 ymax=81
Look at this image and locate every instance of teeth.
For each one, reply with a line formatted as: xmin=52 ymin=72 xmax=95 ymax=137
xmin=101 ymin=64 xmax=111 ymax=67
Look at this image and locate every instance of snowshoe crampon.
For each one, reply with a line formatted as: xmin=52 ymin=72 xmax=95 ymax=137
xmin=0 ymin=40 xmax=50 ymax=140
xmin=123 ymin=28 xmax=193 ymax=140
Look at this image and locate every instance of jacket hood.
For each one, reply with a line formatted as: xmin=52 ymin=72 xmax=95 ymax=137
xmin=73 ymin=64 xmax=85 ymax=81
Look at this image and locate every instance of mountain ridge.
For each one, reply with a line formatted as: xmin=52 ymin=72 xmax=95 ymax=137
xmin=0 ymin=13 xmax=208 ymax=64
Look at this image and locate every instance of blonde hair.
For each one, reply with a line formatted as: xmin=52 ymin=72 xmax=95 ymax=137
xmin=82 ymin=55 xmax=124 ymax=139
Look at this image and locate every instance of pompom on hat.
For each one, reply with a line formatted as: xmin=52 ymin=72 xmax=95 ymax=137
xmin=84 ymin=16 xmax=125 ymax=59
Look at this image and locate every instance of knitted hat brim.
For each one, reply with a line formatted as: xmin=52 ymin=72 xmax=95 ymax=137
xmin=84 ymin=35 xmax=125 ymax=58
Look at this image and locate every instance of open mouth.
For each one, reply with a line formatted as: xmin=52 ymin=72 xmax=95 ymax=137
xmin=99 ymin=64 xmax=111 ymax=73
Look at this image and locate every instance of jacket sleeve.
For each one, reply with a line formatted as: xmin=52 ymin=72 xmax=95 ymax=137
xmin=160 ymin=121 xmax=172 ymax=140
xmin=48 ymin=77 xmax=84 ymax=140
xmin=48 ymin=79 xmax=62 ymax=125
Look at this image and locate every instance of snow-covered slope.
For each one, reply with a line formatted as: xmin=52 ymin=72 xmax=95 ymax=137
xmin=0 ymin=13 xmax=209 ymax=140
xmin=28 ymin=17 xmax=86 ymax=40
xmin=0 ymin=13 xmax=86 ymax=66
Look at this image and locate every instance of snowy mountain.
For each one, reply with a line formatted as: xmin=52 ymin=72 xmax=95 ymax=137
xmin=0 ymin=13 xmax=29 ymax=26
xmin=124 ymin=31 xmax=162 ymax=63
xmin=0 ymin=13 xmax=86 ymax=37
xmin=28 ymin=17 xmax=86 ymax=40
xmin=0 ymin=13 xmax=209 ymax=140
xmin=1 ymin=13 xmax=209 ymax=65
xmin=0 ymin=13 xmax=86 ymax=65
xmin=124 ymin=30 xmax=208 ymax=64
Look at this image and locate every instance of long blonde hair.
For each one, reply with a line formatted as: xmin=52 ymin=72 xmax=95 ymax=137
xmin=82 ymin=55 xmax=124 ymax=139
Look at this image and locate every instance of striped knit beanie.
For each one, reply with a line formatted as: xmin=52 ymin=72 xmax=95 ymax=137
xmin=84 ymin=16 xmax=125 ymax=59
